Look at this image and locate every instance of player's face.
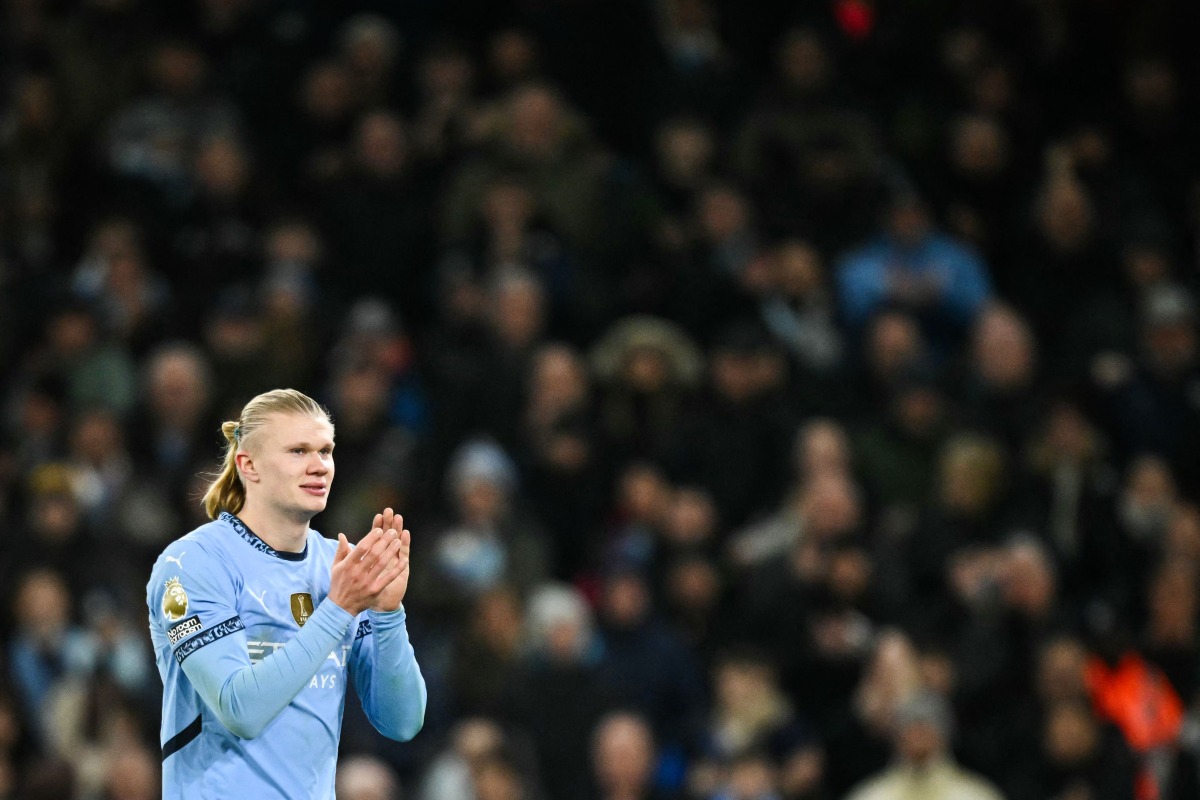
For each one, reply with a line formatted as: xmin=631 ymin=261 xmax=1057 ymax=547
xmin=248 ymin=413 xmax=335 ymax=521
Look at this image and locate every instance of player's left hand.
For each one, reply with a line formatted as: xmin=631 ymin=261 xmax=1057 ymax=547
xmin=369 ymin=507 xmax=411 ymax=612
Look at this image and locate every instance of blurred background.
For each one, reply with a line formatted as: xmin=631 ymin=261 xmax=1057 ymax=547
xmin=2 ymin=0 xmax=1200 ymax=798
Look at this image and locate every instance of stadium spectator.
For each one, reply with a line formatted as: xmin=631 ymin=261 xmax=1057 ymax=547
xmin=663 ymin=321 xmax=795 ymax=528
xmin=501 ymin=583 xmax=614 ymax=800
xmin=125 ymin=343 xmax=215 ymax=528
xmin=1018 ymin=399 xmax=1122 ymax=605
xmin=595 ymin=566 xmax=705 ymax=747
xmin=687 ymin=647 xmax=819 ymax=799
xmin=836 ymin=191 xmax=992 ymax=350
xmin=1026 ymin=699 xmax=1137 ymax=800
xmin=103 ymin=38 xmax=239 ymax=210
xmin=447 ymin=587 xmax=525 ymax=719
xmin=2 ymin=3 xmax=1199 ymax=796
xmin=69 ymin=217 xmax=176 ymax=355
xmin=757 ymin=239 xmax=844 ymax=377
xmin=440 ymin=83 xmax=614 ymax=248
xmin=335 ymin=16 xmax=403 ymax=110
xmin=415 ymin=438 xmax=549 ymax=613
xmin=519 ymin=343 xmax=603 ymax=578
xmin=823 ymin=630 xmax=922 ymax=796
xmin=589 ymin=711 xmax=675 ymax=800
xmin=322 ymin=110 xmax=431 ymax=312
xmin=100 ymin=743 xmax=160 ymax=800
xmin=844 ymin=690 xmax=1003 ymax=800
xmin=590 ymin=316 xmax=703 ymax=465
xmin=337 ymin=754 xmax=403 ymax=800
xmin=29 ymin=304 xmax=138 ymax=417
xmin=958 ymin=304 xmax=1041 ymax=452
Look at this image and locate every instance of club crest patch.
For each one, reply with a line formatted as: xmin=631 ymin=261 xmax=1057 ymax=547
xmin=291 ymin=592 xmax=314 ymax=627
xmin=163 ymin=577 xmax=189 ymax=622
xmin=167 ymin=615 xmax=202 ymax=645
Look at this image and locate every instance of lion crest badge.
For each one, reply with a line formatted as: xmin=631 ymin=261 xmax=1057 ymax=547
xmin=162 ymin=577 xmax=189 ymax=622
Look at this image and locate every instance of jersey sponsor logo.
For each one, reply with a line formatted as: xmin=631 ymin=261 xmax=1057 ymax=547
xmin=309 ymin=674 xmax=338 ymax=689
xmin=162 ymin=577 xmax=189 ymax=622
xmin=248 ymin=639 xmax=352 ymax=669
xmin=247 ymin=639 xmax=283 ymax=663
xmin=355 ymin=619 xmax=373 ymax=640
xmin=174 ymin=616 xmax=245 ymax=665
xmin=291 ymin=593 xmax=314 ymax=627
xmin=164 ymin=551 xmax=186 ymax=570
xmin=167 ymin=615 xmax=203 ymax=645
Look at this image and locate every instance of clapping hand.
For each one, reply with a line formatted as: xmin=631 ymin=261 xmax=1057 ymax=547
xmin=369 ymin=508 xmax=411 ymax=612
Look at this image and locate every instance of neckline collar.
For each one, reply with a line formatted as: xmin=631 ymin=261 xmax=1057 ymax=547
xmin=220 ymin=512 xmax=309 ymax=561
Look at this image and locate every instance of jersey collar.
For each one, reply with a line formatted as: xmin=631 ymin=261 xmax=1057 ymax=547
xmin=220 ymin=512 xmax=309 ymax=561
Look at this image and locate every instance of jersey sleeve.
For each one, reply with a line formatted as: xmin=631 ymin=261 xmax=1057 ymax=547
xmin=349 ymin=607 xmax=427 ymax=741
xmin=149 ymin=540 xmax=241 ymax=660
xmin=149 ymin=541 xmax=356 ymax=740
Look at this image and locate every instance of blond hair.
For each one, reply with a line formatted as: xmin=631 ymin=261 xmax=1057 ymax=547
xmin=202 ymin=389 xmax=332 ymax=519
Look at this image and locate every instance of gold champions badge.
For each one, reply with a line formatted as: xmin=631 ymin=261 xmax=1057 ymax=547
xmin=162 ymin=577 xmax=189 ymax=621
xmin=291 ymin=592 xmax=314 ymax=627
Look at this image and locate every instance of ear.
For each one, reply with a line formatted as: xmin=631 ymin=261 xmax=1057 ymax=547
xmin=235 ymin=451 xmax=261 ymax=483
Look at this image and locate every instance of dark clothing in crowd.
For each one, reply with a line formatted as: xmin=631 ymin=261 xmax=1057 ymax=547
xmin=4 ymin=2 xmax=1200 ymax=798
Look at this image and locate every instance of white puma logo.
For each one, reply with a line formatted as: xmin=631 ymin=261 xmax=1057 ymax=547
xmin=165 ymin=552 xmax=186 ymax=569
xmin=247 ymin=588 xmax=269 ymax=612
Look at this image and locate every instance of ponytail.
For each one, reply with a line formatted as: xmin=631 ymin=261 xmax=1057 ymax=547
xmin=200 ymin=389 xmax=332 ymax=519
xmin=202 ymin=421 xmax=246 ymax=519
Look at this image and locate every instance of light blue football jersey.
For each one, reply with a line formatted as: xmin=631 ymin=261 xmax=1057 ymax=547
xmin=147 ymin=512 xmax=426 ymax=800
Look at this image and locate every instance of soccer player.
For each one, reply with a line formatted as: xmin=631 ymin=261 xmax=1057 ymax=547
xmin=146 ymin=388 xmax=426 ymax=798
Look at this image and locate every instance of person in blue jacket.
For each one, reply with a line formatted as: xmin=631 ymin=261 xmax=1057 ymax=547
xmin=146 ymin=388 xmax=426 ymax=799
xmin=837 ymin=191 xmax=992 ymax=353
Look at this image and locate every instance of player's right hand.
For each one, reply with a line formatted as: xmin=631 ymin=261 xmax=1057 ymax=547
xmin=327 ymin=527 xmax=405 ymax=615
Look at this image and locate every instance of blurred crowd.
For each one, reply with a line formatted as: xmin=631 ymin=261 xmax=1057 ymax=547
xmin=2 ymin=0 xmax=1200 ymax=798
